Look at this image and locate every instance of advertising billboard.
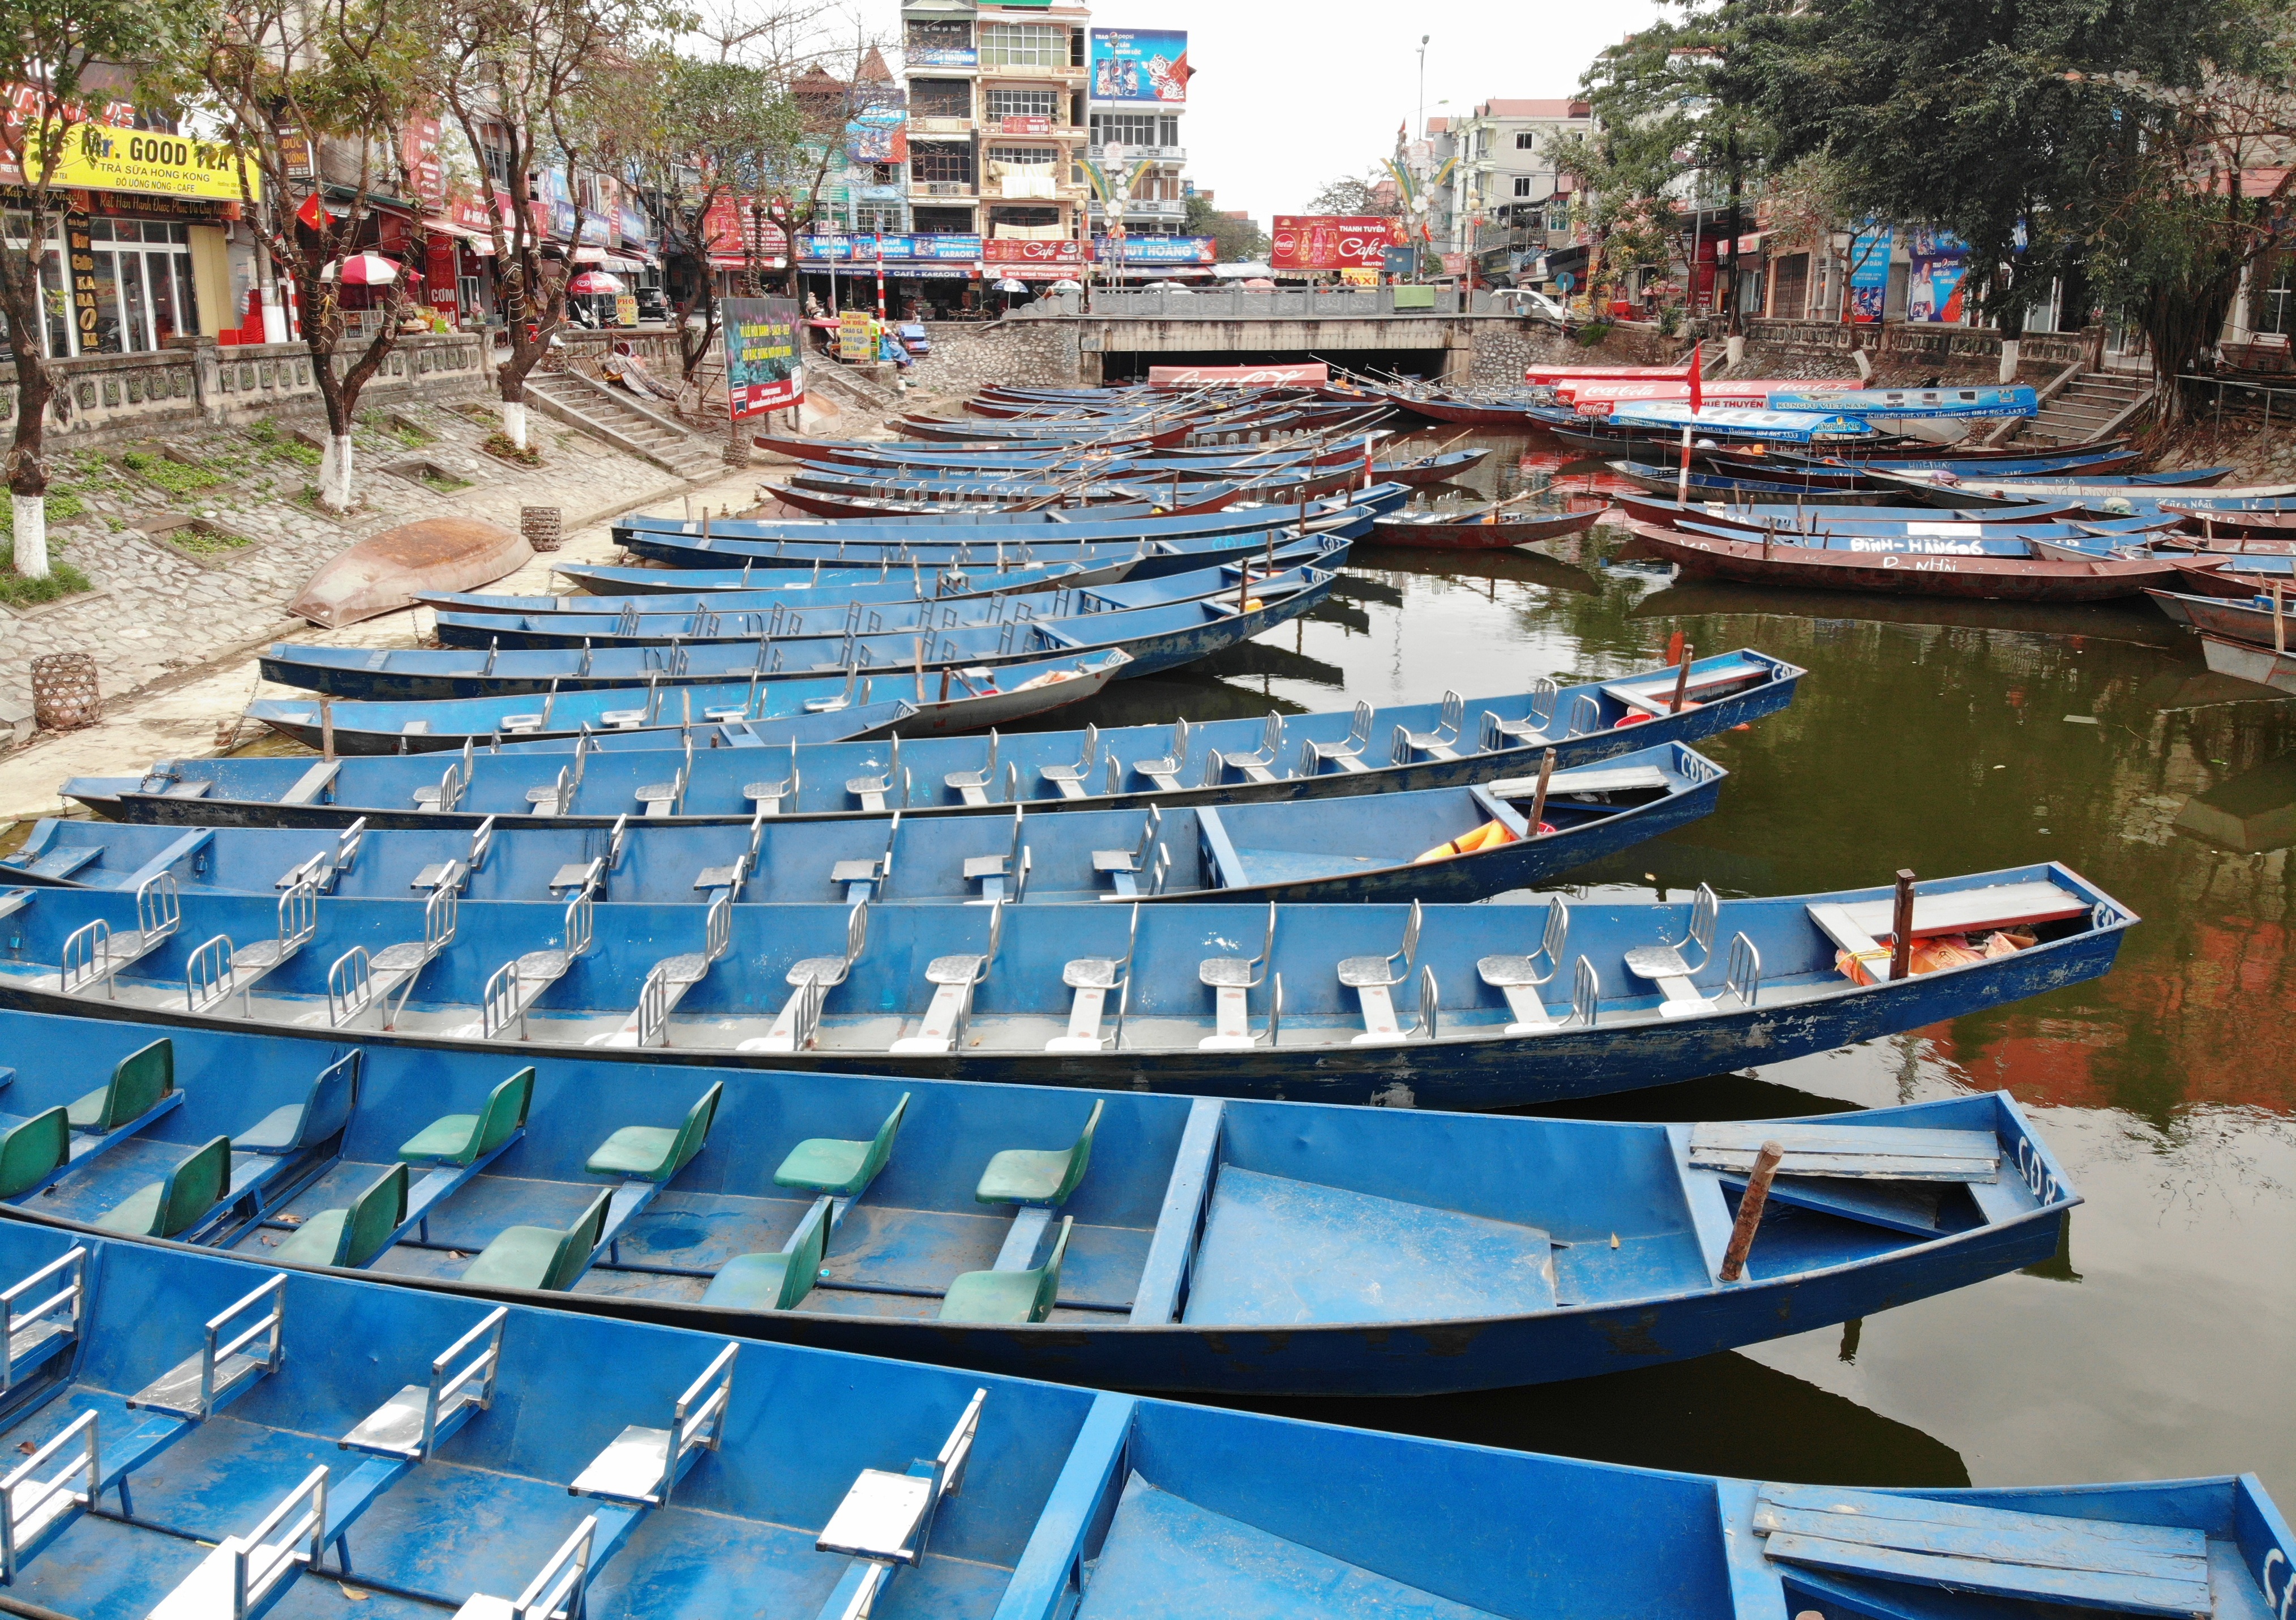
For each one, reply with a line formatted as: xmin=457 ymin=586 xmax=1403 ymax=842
xmin=1907 ymin=228 xmax=1969 ymax=323
xmin=721 ymin=297 xmax=803 ymax=418
xmin=1090 ymin=29 xmax=1190 ymax=103
xmin=1847 ymin=224 xmax=1892 ymax=323
xmin=1270 ymin=216 xmax=1403 ymax=272
xmin=1092 ymin=235 xmax=1215 ymax=264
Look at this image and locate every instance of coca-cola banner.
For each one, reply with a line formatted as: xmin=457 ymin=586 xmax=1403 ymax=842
xmin=1270 ymin=215 xmax=1405 ymax=272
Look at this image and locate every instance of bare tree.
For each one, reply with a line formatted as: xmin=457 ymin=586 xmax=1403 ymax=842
xmin=432 ymin=0 xmax=666 ymax=451
xmin=200 ymin=0 xmax=433 ymax=509
xmin=0 ymin=0 xmax=202 ymax=579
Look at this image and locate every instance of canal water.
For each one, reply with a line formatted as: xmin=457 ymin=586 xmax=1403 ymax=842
xmin=1033 ymin=426 xmax=2296 ymax=1499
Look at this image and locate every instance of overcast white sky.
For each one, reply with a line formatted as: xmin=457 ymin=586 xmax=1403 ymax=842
xmin=1106 ymin=0 xmax=1668 ymax=224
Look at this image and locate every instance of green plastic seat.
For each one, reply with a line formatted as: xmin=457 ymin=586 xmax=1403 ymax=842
xmin=585 ymin=1083 xmax=723 ymax=1182
xmin=700 ymin=1199 xmax=830 ymax=1313
xmin=975 ymin=1100 xmax=1103 ymax=1208
xmin=399 ymin=1067 xmax=536 ymax=1166
xmin=67 ymin=1039 xmax=173 ymax=1134
xmin=276 ymin=1163 xmax=409 ymax=1269
xmin=461 ymin=1185 xmax=613 ymax=1292
xmin=96 ymin=1136 xmax=232 ymax=1239
xmin=0 ymin=1109 xmax=70 ymax=1200
xmin=773 ymin=1093 xmax=909 ymax=1198
xmin=938 ymin=1217 xmax=1072 ymax=1325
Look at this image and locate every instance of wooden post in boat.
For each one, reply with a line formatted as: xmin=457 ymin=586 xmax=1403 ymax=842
xmin=320 ymin=699 xmax=335 ymax=760
xmin=1890 ymin=870 xmax=1917 ymax=981
xmin=1526 ymin=748 xmax=1556 ymax=834
xmin=915 ymin=637 xmax=927 ymax=702
xmin=1677 ymin=425 xmax=1692 ymax=503
xmin=2273 ymin=582 xmax=2286 ymax=656
xmin=1669 ymin=645 xmax=1694 ymax=712
xmin=939 ymin=666 xmax=951 ymax=703
xmin=1718 ymin=1140 xmax=1785 ymax=1282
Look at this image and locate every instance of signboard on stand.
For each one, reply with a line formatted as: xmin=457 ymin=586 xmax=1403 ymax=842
xmin=722 ymin=296 xmax=804 ymax=417
xmin=838 ymin=310 xmax=876 ymax=361
xmin=1271 ymin=216 xmax=1403 ymax=272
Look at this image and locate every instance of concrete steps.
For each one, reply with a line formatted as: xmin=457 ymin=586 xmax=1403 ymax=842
xmin=2020 ymin=371 xmax=2154 ymax=446
xmin=524 ymin=371 xmax=720 ymax=480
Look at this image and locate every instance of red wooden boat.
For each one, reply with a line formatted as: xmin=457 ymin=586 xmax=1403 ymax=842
xmin=2144 ymin=588 xmax=2296 ymax=643
xmin=1369 ymin=506 xmax=1605 ymax=550
xmin=1387 ymin=395 xmax=1543 ymax=426
xmin=1626 ymin=519 xmax=2217 ymax=602
xmin=2161 ymin=505 xmax=2296 ymax=538
xmin=1373 ymin=448 xmax=1492 ymax=486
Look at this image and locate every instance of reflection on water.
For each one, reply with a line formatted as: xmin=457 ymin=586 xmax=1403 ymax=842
xmin=1051 ymin=426 xmax=2296 ymax=1497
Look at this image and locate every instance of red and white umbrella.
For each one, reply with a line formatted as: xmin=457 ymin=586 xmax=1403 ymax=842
xmin=567 ymin=270 xmax=625 ymax=295
xmin=320 ymin=253 xmax=408 ymax=285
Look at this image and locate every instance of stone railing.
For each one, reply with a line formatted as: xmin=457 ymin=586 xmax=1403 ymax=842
xmin=1079 ymin=287 xmax=1467 ymax=319
xmin=1742 ymin=318 xmax=2102 ymax=370
xmin=0 ymin=330 xmax=492 ymax=445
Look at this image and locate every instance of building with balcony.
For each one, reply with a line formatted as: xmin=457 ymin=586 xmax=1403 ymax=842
xmin=1441 ymin=97 xmax=1592 ymax=265
xmin=899 ymin=0 xmax=1091 ymax=247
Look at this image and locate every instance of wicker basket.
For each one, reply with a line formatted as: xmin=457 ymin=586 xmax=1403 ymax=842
xmin=520 ymin=505 xmax=563 ymax=553
xmin=29 ymin=652 xmax=100 ymax=731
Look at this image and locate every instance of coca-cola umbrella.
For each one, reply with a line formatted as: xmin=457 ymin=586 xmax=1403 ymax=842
xmin=320 ymin=253 xmax=414 ymax=286
xmin=567 ymin=270 xmax=626 ymax=295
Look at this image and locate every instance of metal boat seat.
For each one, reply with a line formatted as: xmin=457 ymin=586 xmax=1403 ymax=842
xmin=1338 ymin=901 xmax=1423 ymax=1045
xmin=963 ymin=808 xmax=1029 ymax=904
xmin=459 ymin=1183 xmax=612 ymax=1292
xmin=594 ymin=897 xmax=734 ymax=1051
xmin=146 ymin=1467 xmax=329 ymax=1620
xmin=1300 ymin=702 xmax=1375 ymax=775
xmin=942 ymin=731 xmax=1001 ymax=807
xmin=1132 ymin=717 xmax=1192 ymax=790
xmin=93 ymin=1135 xmax=232 ymax=1240
xmin=1213 ymin=713 xmax=1286 ymax=784
xmin=1476 ymin=900 xmax=1570 ymax=1033
xmin=567 ymin=1341 xmax=738 ymax=1508
xmin=1039 ymin=725 xmax=1099 ymax=800
xmin=449 ymin=1519 xmax=600 ymax=1620
xmin=59 ymin=872 xmax=181 ymax=999
xmin=890 ymin=907 xmax=1002 ymax=1054
xmin=478 ymin=892 xmax=595 ymax=1041
xmin=811 ymin=1391 xmax=986 ymax=1619
xmin=0 ymin=1246 xmax=87 ymax=1415
xmin=846 ymin=736 xmax=902 ymax=812
xmin=1090 ymin=808 xmax=1163 ymax=898
xmin=1198 ymin=901 xmax=1278 ymax=1051
xmin=634 ymin=736 xmax=695 ymax=819
xmin=327 ymin=885 xmax=457 ymax=1031
xmin=340 ymin=1307 xmax=506 ymax=1463
xmin=746 ymin=901 xmax=868 ymax=1054
xmin=1391 ymin=690 xmax=1465 ymax=763
xmin=743 ymin=740 xmax=800 ymax=817
xmin=1623 ymin=883 xmax=1720 ymax=1018
xmin=939 ymin=1217 xmax=1072 ymax=1323
xmin=128 ymin=1270 xmax=286 ymax=1421
xmin=183 ymin=878 xmax=320 ymax=1017
xmin=1479 ymin=681 xmax=1599 ymax=751
xmin=274 ymin=1162 xmax=408 ymax=1269
xmin=1047 ymin=906 xmax=1142 ymax=1054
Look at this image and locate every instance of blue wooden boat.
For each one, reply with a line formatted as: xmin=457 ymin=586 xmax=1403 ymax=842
xmin=1877 ymin=471 xmax=2296 ymax=511
xmin=0 ymin=863 xmax=2134 ymax=1107
xmin=1750 ymin=446 xmax=2139 ymax=480
xmin=242 ymin=649 xmax=1136 ymax=755
xmin=256 ymin=563 xmax=1340 ymax=700
xmin=1612 ymin=461 xmax=1916 ymax=505
xmin=0 ymin=1221 xmax=2276 ymax=1620
xmin=433 ymin=555 xmax=1125 ymax=612
xmin=429 ymin=542 xmax=1347 ymax=649
xmin=7 ymin=742 xmax=1720 ymax=906
xmin=1603 ymin=403 xmax=1887 ymax=443
xmin=1674 ymin=521 xmax=2132 ymax=559
xmin=1615 ymin=493 xmax=2093 ymax=529
xmin=0 ymin=1008 xmax=2077 ymax=1396
xmin=1658 ymin=511 xmax=2170 ymax=543
xmin=1767 ymin=384 xmax=2038 ymax=419
xmin=66 ymin=651 xmax=1804 ymax=828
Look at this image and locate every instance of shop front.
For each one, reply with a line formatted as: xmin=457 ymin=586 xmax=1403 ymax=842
xmin=799 ymin=233 xmax=988 ymax=321
xmin=1 ymin=119 xmax=253 ymax=357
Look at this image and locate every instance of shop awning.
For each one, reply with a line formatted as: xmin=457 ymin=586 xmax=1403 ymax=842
xmin=422 ymin=219 xmax=496 ymax=255
xmin=573 ymin=246 xmax=652 ymax=272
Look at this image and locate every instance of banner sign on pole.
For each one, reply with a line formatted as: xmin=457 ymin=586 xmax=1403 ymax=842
xmin=721 ymin=296 xmax=804 ymax=418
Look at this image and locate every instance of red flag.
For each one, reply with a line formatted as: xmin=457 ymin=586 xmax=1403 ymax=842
xmin=295 ymin=192 xmax=328 ymax=232
xmin=1687 ymin=339 xmax=1703 ymax=413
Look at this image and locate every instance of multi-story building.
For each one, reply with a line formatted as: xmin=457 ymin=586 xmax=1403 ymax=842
xmin=1442 ymin=97 xmax=1592 ymax=265
xmin=899 ymin=0 xmax=1093 ymax=245
xmin=1085 ymin=26 xmax=1190 ymax=243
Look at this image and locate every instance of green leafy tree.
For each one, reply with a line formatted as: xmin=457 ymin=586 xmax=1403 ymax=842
xmin=1183 ymin=193 xmax=1267 ymax=263
xmin=0 ymin=0 xmax=207 ymax=578
xmin=1304 ymin=173 xmax=1398 ymax=217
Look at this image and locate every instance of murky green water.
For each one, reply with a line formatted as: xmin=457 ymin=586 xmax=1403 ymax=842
xmin=1044 ymin=428 xmax=2296 ymax=1498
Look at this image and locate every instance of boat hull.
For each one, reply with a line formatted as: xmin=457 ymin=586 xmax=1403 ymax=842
xmin=286 ymin=517 xmax=532 ymax=629
xmin=1368 ymin=509 xmax=1604 ymax=549
xmin=1631 ymin=522 xmax=2198 ymax=602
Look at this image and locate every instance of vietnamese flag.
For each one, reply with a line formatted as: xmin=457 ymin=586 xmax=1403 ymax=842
xmin=1686 ymin=339 xmax=1703 ymax=413
xmin=295 ymin=192 xmax=328 ymax=232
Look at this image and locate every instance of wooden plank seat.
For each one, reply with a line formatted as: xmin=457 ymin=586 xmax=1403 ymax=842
xmin=1810 ymin=880 xmax=2089 ymax=960
xmin=1750 ymin=1483 xmax=2212 ymax=1617
xmin=94 ymin=1135 xmax=233 ymax=1240
xmin=699 ymin=1095 xmax=907 ymax=1314
xmin=939 ymin=1217 xmax=1072 ymax=1324
xmin=1601 ymin=653 xmax=1771 ymax=717
xmin=1481 ymin=764 xmax=1672 ymax=797
xmin=811 ymin=1391 xmax=986 ymax=1620
xmin=742 ymin=901 xmax=868 ymax=1054
xmin=1689 ymin=1122 xmax=2002 ymax=1182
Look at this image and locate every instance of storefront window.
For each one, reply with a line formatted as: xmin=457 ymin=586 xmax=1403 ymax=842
xmin=88 ymin=247 xmax=125 ymax=353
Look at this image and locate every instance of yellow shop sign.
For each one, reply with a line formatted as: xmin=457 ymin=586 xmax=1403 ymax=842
xmin=31 ymin=121 xmax=261 ymax=203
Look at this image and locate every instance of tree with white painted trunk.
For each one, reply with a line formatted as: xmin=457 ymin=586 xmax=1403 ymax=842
xmin=194 ymin=0 xmax=435 ymax=514
xmin=0 ymin=0 xmax=203 ymax=581
xmin=431 ymin=0 xmax=667 ymax=451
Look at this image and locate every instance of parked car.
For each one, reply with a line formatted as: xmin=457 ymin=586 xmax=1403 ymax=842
xmin=633 ymin=287 xmax=668 ymax=323
xmin=1493 ymin=287 xmax=1575 ymax=326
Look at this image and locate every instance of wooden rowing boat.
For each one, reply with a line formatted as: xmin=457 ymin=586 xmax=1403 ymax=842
xmin=1369 ymin=506 xmax=1604 ymax=549
xmin=286 ymin=518 xmax=532 ymax=630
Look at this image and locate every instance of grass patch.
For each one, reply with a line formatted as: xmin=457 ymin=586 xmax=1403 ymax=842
xmin=0 ymin=541 xmax=93 ymax=606
xmin=417 ymin=469 xmax=472 ymax=494
xmin=121 ymin=449 xmax=225 ymax=496
xmin=155 ymin=519 xmax=252 ymax=558
xmin=0 ymin=491 xmax=85 ymax=537
xmin=482 ymin=431 xmax=542 ymax=467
